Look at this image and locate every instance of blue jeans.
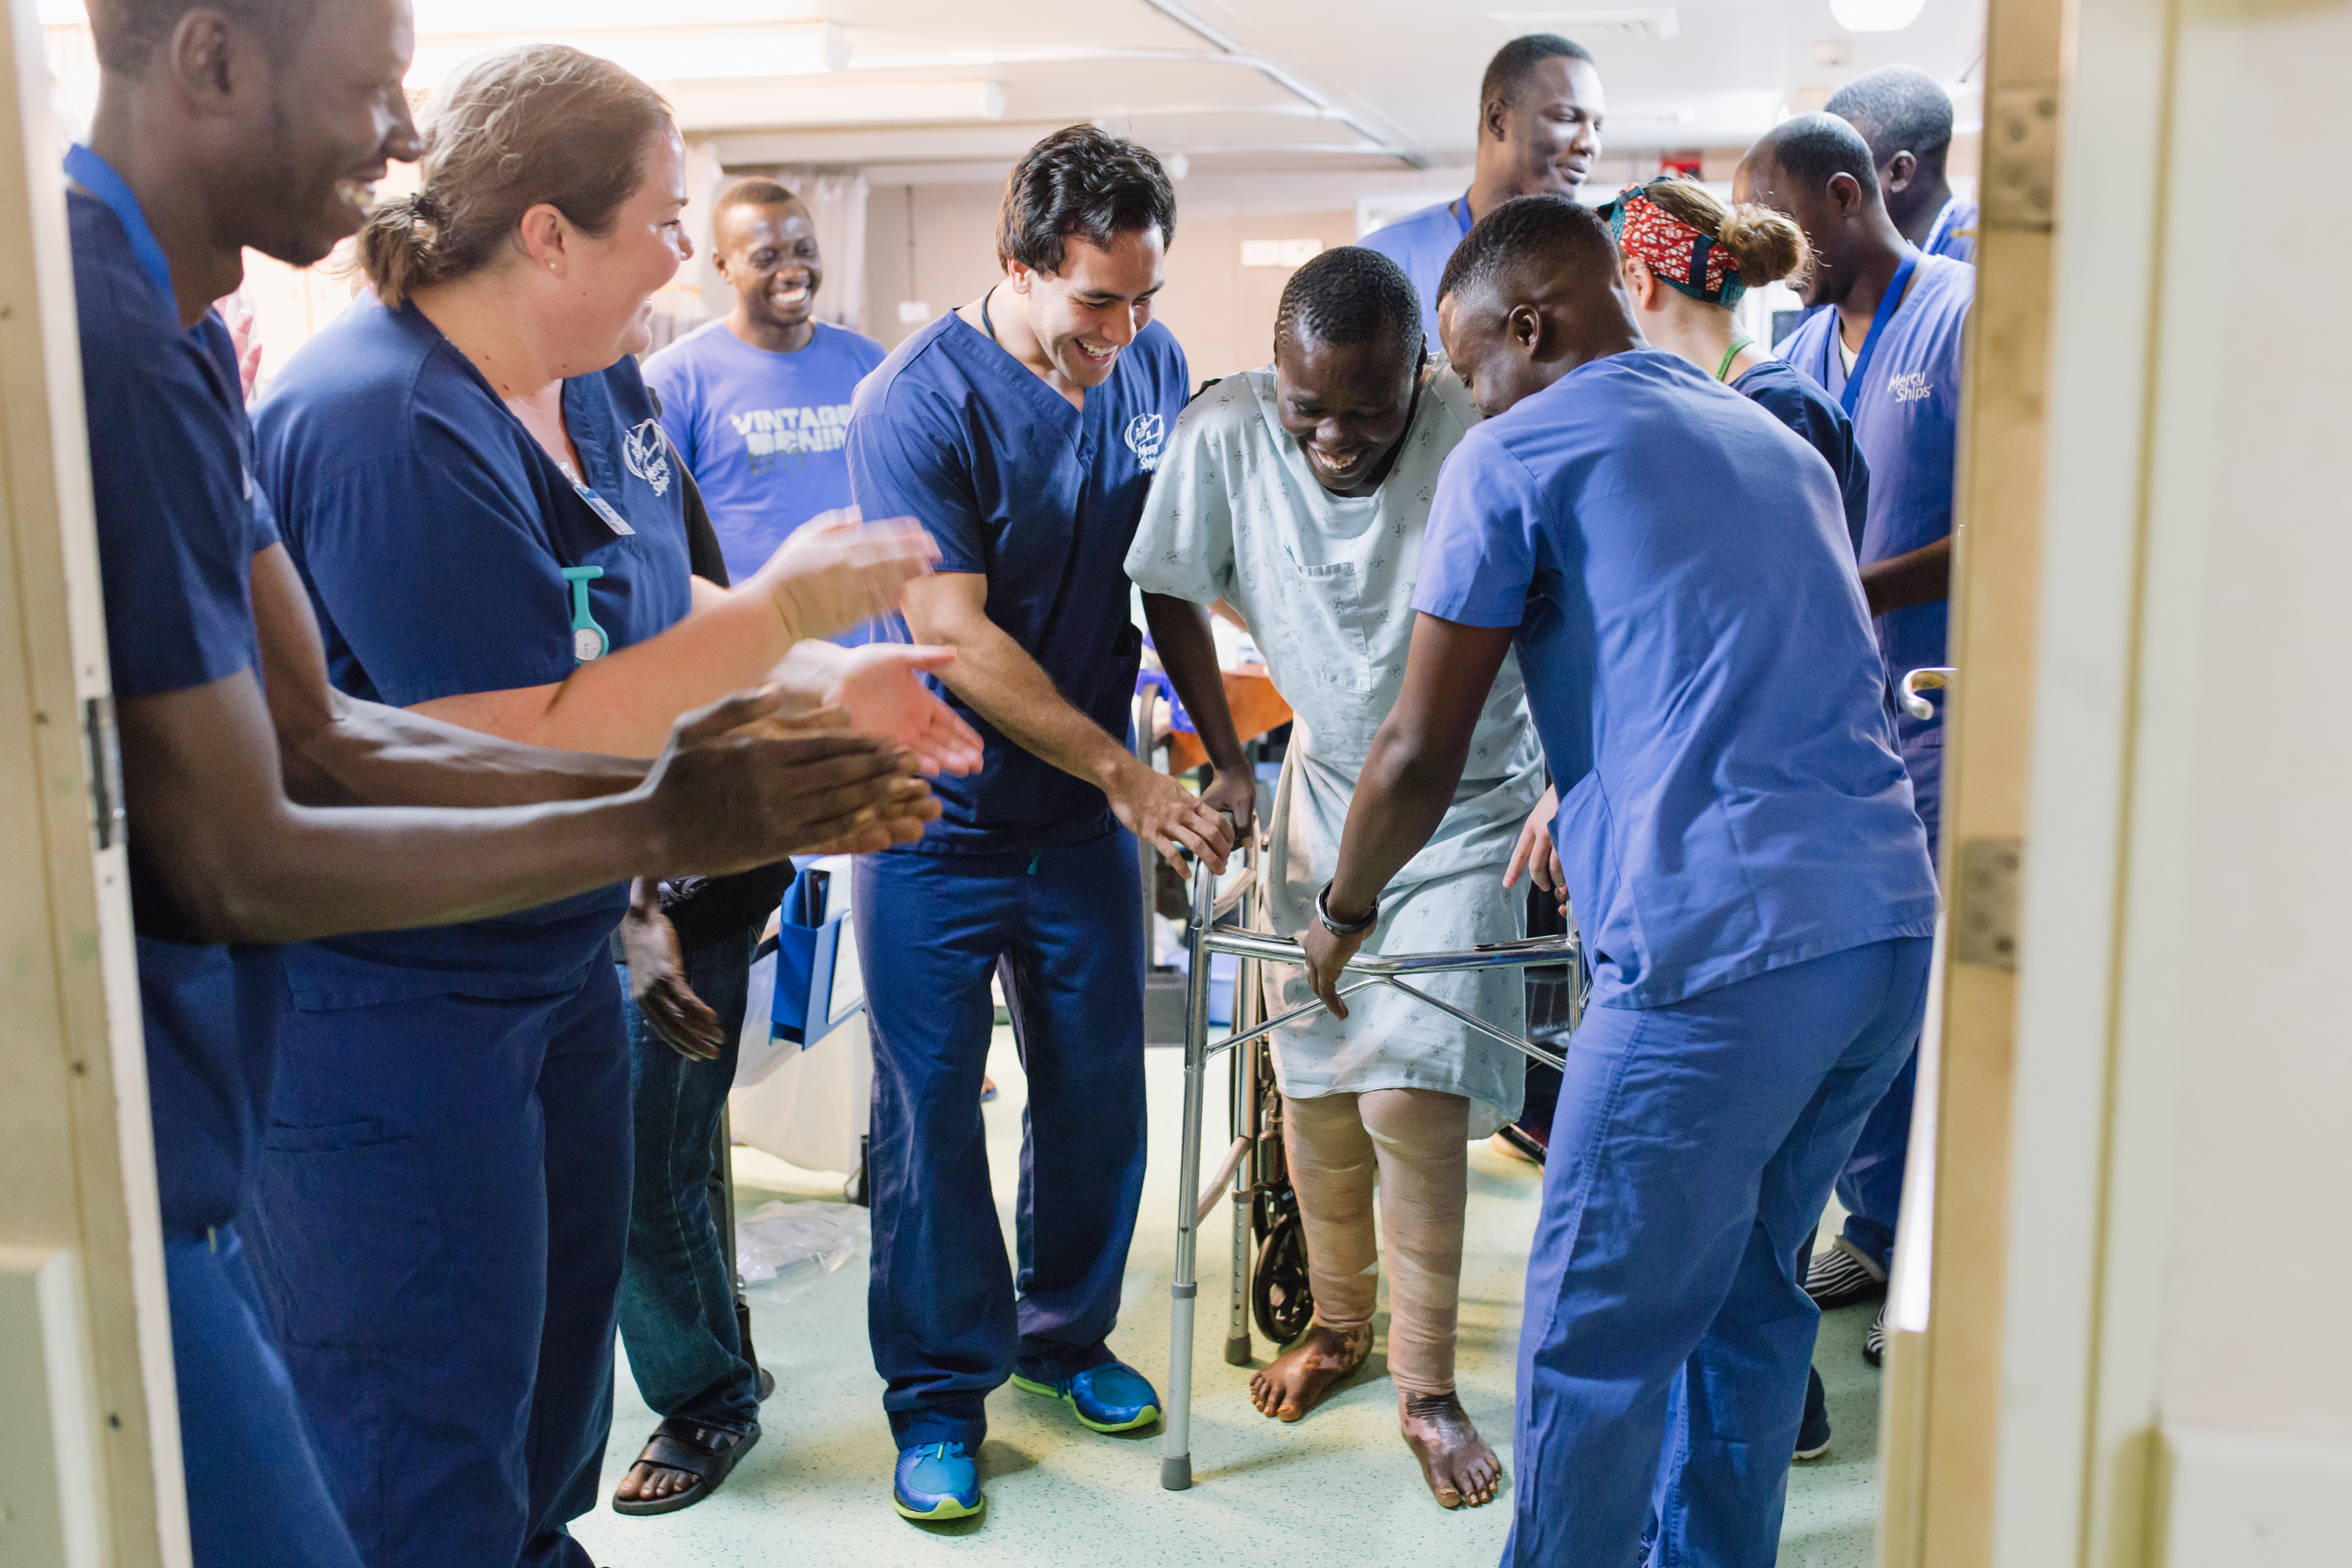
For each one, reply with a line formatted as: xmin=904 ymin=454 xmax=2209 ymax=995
xmin=616 ymin=920 xmax=761 ymax=1434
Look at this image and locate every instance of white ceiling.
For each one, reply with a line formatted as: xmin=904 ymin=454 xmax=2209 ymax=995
xmin=526 ymin=0 xmax=1990 ymax=176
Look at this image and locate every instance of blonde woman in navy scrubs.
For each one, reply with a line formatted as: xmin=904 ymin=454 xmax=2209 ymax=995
xmin=250 ymin=48 xmax=976 ymax=1568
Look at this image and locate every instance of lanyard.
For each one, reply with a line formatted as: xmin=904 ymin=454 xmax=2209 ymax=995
xmin=1715 ymin=337 xmax=1755 ymax=382
xmin=1836 ymin=249 xmax=1918 ymax=417
xmin=64 ymin=144 xmax=173 ymax=300
xmin=1451 ymin=190 xmax=1474 ymax=235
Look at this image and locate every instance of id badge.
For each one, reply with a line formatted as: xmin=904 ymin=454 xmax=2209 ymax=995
xmin=571 ymin=478 xmax=635 ymax=537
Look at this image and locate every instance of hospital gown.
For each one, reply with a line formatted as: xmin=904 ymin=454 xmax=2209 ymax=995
xmin=1128 ymin=361 xmax=1545 ymax=1134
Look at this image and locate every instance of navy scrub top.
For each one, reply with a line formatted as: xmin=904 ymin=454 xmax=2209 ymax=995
xmin=846 ymin=311 xmax=1190 ymax=853
xmin=255 ymin=296 xmax=692 ymax=1009
xmin=1731 ymin=357 xmax=1871 ymax=557
xmin=69 ymin=147 xmax=285 ymax=1233
xmin=1412 ymin=349 xmax=1939 ymax=1010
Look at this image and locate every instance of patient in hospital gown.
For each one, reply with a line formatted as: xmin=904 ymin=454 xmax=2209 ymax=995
xmin=1127 ymin=246 xmax=1543 ymax=1510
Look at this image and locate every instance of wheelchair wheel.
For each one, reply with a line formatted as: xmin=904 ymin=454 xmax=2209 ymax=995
xmin=1253 ymin=1206 xmax=1314 ymax=1344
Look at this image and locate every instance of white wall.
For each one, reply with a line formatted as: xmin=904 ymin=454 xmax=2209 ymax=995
xmin=2002 ymin=0 xmax=2352 ymax=1560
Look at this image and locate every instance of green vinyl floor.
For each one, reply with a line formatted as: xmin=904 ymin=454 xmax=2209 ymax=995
xmin=571 ymin=1027 xmax=1885 ymax=1568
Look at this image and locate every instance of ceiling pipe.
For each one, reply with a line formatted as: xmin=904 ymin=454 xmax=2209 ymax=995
xmin=1130 ymin=0 xmax=1427 ymax=169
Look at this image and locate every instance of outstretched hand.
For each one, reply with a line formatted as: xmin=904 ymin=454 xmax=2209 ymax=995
xmin=618 ymin=882 xmax=724 ymax=1061
xmin=647 ymin=685 xmax=941 ymax=873
xmin=752 ymin=511 xmax=940 ymax=642
xmin=824 ymin=643 xmax=986 ymax=776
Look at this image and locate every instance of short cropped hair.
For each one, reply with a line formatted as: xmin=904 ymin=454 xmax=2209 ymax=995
xmin=997 ymin=125 xmax=1177 ymax=276
xmin=1437 ymin=192 xmax=1615 ymax=309
xmin=1480 ymin=33 xmax=1595 ymax=112
xmin=713 ymin=176 xmax=801 ymax=224
xmin=1824 ymin=66 xmax=1956 ymax=174
xmin=89 ymin=0 xmax=317 ymax=71
xmin=1274 ymin=246 xmax=1423 ymax=363
xmin=1757 ymin=112 xmax=1881 ymax=202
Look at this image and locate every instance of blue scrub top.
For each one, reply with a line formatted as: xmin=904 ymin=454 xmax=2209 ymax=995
xmin=1731 ymin=358 xmax=1871 ymax=555
xmin=643 ymin=319 xmax=886 ymax=587
xmin=1412 ymin=349 xmax=1938 ymax=1010
xmin=255 ymin=298 xmax=692 ymax=1008
xmin=69 ymin=148 xmax=285 ymax=1233
xmin=847 ymin=311 xmax=1190 ymax=853
xmin=1779 ymin=253 xmax=1973 ymax=773
xmin=1924 ymin=196 xmax=1978 ymax=262
xmin=1359 ymin=194 xmax=1473 ymax=347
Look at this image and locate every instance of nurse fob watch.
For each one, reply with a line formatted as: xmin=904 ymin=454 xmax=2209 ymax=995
xmin=561 ymin=565 xmax=609 ymax=662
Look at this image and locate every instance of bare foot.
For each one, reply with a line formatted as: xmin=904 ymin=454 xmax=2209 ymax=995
xmin=615 ymin=1458 xmax=698 ymax=1506
xmin=1400 ymin=1390 xmax=1502 ymax=1508
xmin=1247 ymin=1321 xmax=1371 ymax=1422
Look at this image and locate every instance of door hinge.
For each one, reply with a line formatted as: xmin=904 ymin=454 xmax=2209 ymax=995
xmin=1952 ymin=837 xmax=2022 ymax=971
xmin=85 ymin=694 xmax=125 ymax=851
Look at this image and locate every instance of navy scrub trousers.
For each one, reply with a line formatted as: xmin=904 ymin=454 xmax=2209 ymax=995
xmin=248 ymin=962 xmax=630 ymax=1568
xmin=855 ymin=829 xmax=1149 ymax=1453
xmin=1504 ymin=937 xmax=1932 ymax=1568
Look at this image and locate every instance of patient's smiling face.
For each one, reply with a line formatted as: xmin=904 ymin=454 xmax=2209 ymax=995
xmin=1273 ymin=332 xmax=1423 ymax=499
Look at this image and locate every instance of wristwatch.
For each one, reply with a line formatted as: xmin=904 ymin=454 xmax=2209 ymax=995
xmin=1315 ymin=881 xmax=1378 ymax=937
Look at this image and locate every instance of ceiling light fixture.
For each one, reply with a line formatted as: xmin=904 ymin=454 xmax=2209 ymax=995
xmin=405 ymin=21 xmax=850 ymax=90
xmin=1828 ymin=0 xmax=1928 ymax=32
xmin=1490 ymin=9 xmax=1681 ymax=40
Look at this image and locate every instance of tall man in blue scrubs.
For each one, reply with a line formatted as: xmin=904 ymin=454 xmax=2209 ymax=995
xmin=1740 ymin=115 xmax=1975 ymax=1358
xmin=1299 ymin=195 xmax=1939 ymax=1567
xmin=1826 ymin=66 xmax=1979 ymax=263
xmin=66 ymin=1 xmax=933 ymax=1562
xmin=847 ymin=125 xmax=1235 ymax=1523
xmin=609 ymin=174 xmax=893 ymax=1516
xmin=1362 ymin=34 xmax=1605 ymax=345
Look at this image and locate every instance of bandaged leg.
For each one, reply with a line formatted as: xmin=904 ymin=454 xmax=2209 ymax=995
xmin=1248 ymin=1091 xmax=1376 ymax=1421
xmin=1358 ymin=1087 xmax=1498 ymax=1509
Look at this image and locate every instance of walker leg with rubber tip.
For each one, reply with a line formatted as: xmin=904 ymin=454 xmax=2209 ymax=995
xmin=1161 ymin=850 xmax=1215 ymax=1491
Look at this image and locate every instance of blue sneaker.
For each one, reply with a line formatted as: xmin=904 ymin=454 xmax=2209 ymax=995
xmin=1010 ymin=1359 xmax=1162 ymax=1434
xmin=893 ymin=1442 xmax=982 ymax=1520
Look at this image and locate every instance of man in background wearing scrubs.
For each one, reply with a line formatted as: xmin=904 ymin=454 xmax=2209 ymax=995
xmin=1301 ymin=192 xmax=1936 ymax=1568
xmin=65 ymin=0 xmax=933 ymax=1562
xmin=607 ymin=175 xmax=894 ymax=1517
xmin=1738 ymin=113 xmax=1976 ymax=1366
xmin=847 ymin=124 xmax=1233 ymax=1523
xmin=1826 ymin=66 xmax=1979 ymax=263
xmin=1361 ymin=33 xmax=1606 ymax=344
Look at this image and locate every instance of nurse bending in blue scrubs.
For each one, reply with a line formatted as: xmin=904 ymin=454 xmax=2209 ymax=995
xmin=847 ymin=125 xmax=1234 ymax=1524
xmin=67 ymin=10 xmax=942 ymax=1568
xmin=252 ymin=48 xmax=976 ymax=1568
xmin=1741 ymin=115 xmax=1975 ymax=1358
xmin=1300 ymin=196 xmax=1938 ymax=1568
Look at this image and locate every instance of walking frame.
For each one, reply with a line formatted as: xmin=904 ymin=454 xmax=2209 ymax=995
xmin=1159 ymin=826 xmax=1585 ymax=1491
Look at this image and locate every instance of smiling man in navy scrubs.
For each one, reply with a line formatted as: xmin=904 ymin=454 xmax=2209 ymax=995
xmin=65 ymin=2 xmax=930 ymax=1563
xmin=1361 ymin=33 xmax=1606 ymax=344
xmin=846 ymin=124 xmax=1233 ymax=1523
xmin=1739 ymin=114 xmax=1975 ymax=1365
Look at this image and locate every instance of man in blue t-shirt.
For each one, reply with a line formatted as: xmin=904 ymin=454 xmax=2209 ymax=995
xmin=1361 ymin=33 xmax=1606 ymax=343
xmin=1300 ymin=194 xmax=1935 ymax=1568
xmin=644 ymin=178 xmax=887 ymax=588
xmin=615 ymin=176 xmax=892 ymax=1516
xmin=1826 ymin=66 xmax=1979 ymax=262
xmin=846 ymin=126 xmax=1233 ymax=1525
xmin=1740 ymin=114 xmax=1976 ymax=1365
xmin=66 ymin=4 xmax=929 ymax=1563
